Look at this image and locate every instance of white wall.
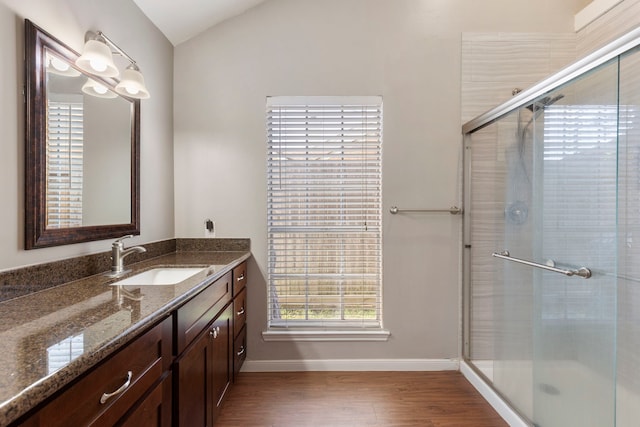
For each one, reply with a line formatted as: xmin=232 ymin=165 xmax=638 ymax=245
xmin=0 ymin=0 xmax=174 ymax=271
xmin=83 ymin=95 xmax=131 ymax=226
xmin=174 ymin=0 xmax=588 ymax=362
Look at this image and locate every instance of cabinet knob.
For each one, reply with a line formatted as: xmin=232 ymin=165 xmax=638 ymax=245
xmin=236 ymin=274 xmax=245 ymax=281
xmin=237 ymin=346 xmax=245 ymax=356
xmin=210 ymin=326 xmax=221 ymax=339
xmin=100 ymin=371 xmax=133 ymax=404
xmin=236 ymin=307 xmax=245 ymax=316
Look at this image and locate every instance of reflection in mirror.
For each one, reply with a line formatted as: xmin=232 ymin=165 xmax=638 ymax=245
xmin=45 ymin=53 xmax=132 ymax=229
xmin=25 ymin=20 xmax=140 ymax=249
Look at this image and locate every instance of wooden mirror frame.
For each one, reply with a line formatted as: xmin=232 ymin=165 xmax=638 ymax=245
xmin=24 ymin=20 xmax=140 ymax=249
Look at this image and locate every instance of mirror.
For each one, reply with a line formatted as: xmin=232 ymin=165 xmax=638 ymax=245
xmin=25 ymin=20 xmax=140 ymax=249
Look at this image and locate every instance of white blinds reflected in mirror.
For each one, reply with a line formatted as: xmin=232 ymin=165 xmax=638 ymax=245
xmin=46 ymin=101 xmax=84 ymax=228
xmin=44 ymin=50 xmax=132 ymax=228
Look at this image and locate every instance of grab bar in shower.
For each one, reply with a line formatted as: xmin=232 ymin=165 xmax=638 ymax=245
xmin=389 ymin=206 xmax=463 ymax=215
xmin=492 ymin=250 xmax=592 ymax=279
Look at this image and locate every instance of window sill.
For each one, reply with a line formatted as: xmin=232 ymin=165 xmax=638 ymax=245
xmin=262 ymin=329 xmax=391 ymax=342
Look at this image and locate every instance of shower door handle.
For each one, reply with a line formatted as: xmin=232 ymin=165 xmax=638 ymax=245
xmin=492 ymin=250 xmax=592 ymax=279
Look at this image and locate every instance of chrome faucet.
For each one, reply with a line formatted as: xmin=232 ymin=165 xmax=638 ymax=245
xmin=110 ymin=235 xmax=146 ymax=276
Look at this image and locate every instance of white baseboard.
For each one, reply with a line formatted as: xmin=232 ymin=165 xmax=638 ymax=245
xmin=242 ymin=358 xmax=460 ymax=372
xmin=460 ymin=360 xmax=528 ymax=427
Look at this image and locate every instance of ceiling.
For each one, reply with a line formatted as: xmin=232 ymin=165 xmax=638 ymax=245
xmin=132 ymin=0 xmax=267 ymax=46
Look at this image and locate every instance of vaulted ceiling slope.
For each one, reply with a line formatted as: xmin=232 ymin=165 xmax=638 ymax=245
xmin=132 ymin=0 xmax=267 ymax=46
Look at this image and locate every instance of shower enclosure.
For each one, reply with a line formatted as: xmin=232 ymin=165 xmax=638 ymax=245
xmin=462 ymin=28 xmax=640 ymax=427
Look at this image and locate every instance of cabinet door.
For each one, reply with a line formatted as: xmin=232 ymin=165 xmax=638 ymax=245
xmin=175 ymin=329 xmax=213 ymax=427
xmin=211 ymin=304 xmax=233 ymax=424
xmin=175 ymin=303 xmax=233 ymax=427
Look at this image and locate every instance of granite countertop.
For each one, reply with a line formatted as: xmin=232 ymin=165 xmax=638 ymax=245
xmin=0 ymin=248 xmax=250 ymax=426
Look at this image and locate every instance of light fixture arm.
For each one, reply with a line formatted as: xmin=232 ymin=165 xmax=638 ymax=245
xmin=85 ymin=30 xmax=137 ymax=67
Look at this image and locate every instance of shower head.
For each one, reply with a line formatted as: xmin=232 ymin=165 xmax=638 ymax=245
xmin=526 ymin=94 xmax=565 ymax=113
xmin=517 ymin=93 xmax=565 ymax=143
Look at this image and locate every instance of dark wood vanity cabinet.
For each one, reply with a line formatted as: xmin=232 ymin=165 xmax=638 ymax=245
xmin=12 ymin=261 xmax=248 ymax=427
xmin=174 ymin=271 xmax=234 ymax=427
xmin=232 ymin=262 xmax=247 ymax=378
xmin=175 ymin=304 xmax=233 ymax=426
xmin=18 ymin=316 xmax=173 ymax=427
xmin=173 ymin=262 xmax=248 ymax=426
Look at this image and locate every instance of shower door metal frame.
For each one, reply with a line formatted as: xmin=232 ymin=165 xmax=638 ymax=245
xmin=462 ymin=25 xmax=640 ymax=135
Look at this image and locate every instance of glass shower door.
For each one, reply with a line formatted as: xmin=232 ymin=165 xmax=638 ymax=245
xmin=528 ymin=60 xmax=618 ymax=427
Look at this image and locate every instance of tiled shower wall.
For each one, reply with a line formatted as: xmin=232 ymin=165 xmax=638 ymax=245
xmin=461 ymin=33 xmax=576 ymax=123
xmin=577 ymin=0 xmax=640 ymax=57
xmin=461 ymin=32 xmax=576 ymax=361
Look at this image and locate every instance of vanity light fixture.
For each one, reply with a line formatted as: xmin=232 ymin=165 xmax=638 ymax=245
xmin=115 ymin=63 xmax=150 ymax=99
xmin=75 ymin=30 xmax=150 ymax=99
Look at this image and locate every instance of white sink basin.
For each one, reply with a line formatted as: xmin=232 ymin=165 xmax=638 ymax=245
xmin=110 ymin=267 xmax=206 ymax=286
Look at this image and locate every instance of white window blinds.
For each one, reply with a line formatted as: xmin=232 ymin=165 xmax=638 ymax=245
xmin=47 ymin=101 xmax=84 ymax=228
xmin=267 ymin=96 xmax=383 ymax=329
xmin=541 ymin=104 xmax=619 ymax=321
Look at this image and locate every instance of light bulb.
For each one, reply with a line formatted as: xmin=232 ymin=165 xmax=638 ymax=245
xmin=50 ymin=57 xmax=69 ymax=72
xmin=89 ymin=59 xmax=108 ymax=72
xmin=125 ymin=86 xmax=139 ymax=95
xmin=94 ymin=84 xmax=108 ymax=95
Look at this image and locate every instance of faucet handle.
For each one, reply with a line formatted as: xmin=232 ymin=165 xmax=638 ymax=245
xmin=113 ymin=235 xmax=134 ymax=246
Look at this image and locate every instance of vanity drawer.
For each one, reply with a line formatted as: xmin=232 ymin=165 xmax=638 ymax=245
xmin=119 ymin=374 xmax=172 ymax=426
xmin=20 ymin=316 xmax=172 ymax=427
xmin=175 ymin=271 xmax=232 ymax=354
xmin=233 ymin=324 xmax=247 ymax=381
xmin=233 ymin=262 xmax=247 ymax=296
xmin=233 ymin=287 xmax=247 ymax=338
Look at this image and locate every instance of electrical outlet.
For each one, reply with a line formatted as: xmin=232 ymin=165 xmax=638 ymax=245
xmin=204 ymin=219 xmax=216 ymax=238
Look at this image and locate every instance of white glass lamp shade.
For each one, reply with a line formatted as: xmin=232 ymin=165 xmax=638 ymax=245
xmin=75 ymin=39 xmax=119 ymax=78
xmin=82 ymin=78 xmax=117 ymax=99
xmin=46 ymin=54 xmax=81 ymax=77
xmin=115 ymin=65 xmax=150 ymax=99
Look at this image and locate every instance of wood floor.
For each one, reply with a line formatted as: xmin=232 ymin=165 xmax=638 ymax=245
xmin=216 ymin=371 xmax=508 ymax=427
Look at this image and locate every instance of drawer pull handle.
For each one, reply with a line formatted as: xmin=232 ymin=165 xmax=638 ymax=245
xmin=236 ymin=274 xmax=245 ymax=282
xmin=237 ymin=346 xmax=245 ymax=356
xmin=236 ymin=307 xmax=245 ymax=316
xmin=100 ymin=371 xmax=132 ymax=404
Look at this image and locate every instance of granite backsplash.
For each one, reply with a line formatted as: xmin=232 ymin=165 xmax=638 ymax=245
xmin=0 ymin=238 xmax=249 ymax=302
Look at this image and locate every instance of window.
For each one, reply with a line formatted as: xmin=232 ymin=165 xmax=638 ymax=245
xmin=267 ymin=96 xmax=383 ymax=331
xmin=46 ymin=101 xmax=84 ymax=228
